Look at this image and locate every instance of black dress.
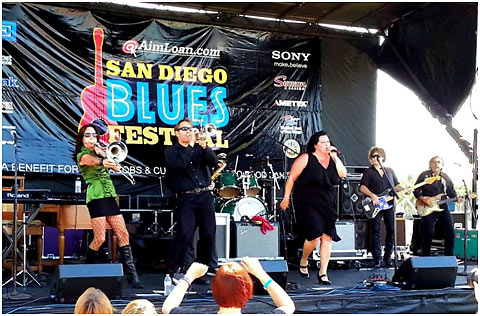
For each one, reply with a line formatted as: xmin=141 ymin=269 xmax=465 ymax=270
xmin=292 ymin=153 xmax=341 ymax=241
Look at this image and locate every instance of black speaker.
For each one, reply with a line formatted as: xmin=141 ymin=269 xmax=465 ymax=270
xmin=339 ymin=179 xmax=364 ymax=218
xmin=392 ymin=256 xmax=458 ymax=289
xmin=250 ymin=259 xmax=288 ymax=295
xmin=51 ymin=264 xmax=123 ymax=303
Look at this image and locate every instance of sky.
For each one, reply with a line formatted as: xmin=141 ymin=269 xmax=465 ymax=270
xmin=376 ymin=70 xmax=478 ymax=189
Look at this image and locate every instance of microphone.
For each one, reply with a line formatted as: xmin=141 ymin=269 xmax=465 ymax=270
xmin=250 ymin=120 xmax=255 ymax=135
xmin=327 ymin=146 xmax=341 ymax=154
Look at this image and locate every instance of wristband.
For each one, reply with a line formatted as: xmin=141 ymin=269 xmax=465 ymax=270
xmin=99 ymin=158 xmax=104 ymax=166
xmin=180 ymin=276 xmax=192 ymax=287
xmin=263 ymin=279 xmax=273 ymax=290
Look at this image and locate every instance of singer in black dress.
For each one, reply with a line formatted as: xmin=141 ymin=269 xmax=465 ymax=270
xmin=280 ymin=131 xmax=346 ymax=284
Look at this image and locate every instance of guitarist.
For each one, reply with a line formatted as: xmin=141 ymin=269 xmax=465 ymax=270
xmin=360 ymin=147 xmax=404 ymax=267
xmin=413 ymin=156 xmax=462 ymax=256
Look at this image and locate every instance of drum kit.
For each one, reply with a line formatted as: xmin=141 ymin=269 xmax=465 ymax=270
xmin=215 ymin=170 xmax=269 ymax=221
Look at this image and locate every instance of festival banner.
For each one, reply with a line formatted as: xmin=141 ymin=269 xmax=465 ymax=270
xmin=2 ymin=3 xmax=322 ymax=188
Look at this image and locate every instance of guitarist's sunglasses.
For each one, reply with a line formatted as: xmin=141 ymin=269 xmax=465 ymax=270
xmin=84 ymin=132 xmax=98 ymax=137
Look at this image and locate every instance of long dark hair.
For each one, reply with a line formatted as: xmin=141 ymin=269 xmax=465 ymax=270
xmin=306 ymin=130 xmax=330 ymax=153
xmin=72 ymin=124 xmax=100 ymax=163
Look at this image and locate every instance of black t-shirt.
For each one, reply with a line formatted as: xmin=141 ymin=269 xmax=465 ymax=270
xmin=360 ymin=166 xmax=399 ymax=206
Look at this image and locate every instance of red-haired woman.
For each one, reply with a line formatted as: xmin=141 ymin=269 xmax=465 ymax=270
xmin=162 ymin=258 xmax=295 ymax=314
xmin=73 ymin=124 xmax=143 ymax=288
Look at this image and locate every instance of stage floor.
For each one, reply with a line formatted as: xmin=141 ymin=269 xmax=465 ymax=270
xmin=2 ymin=259 xmax=478 ymax=314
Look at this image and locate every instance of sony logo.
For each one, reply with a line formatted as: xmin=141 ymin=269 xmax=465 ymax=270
xmin=272 ymin=50 xmax=311 ymax=62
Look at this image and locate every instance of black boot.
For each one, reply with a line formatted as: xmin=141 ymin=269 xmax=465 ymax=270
xmin=85 ymin=247 xmax=98 ymax=264
xmin=119 ymin=245 xmax=143 ymax=288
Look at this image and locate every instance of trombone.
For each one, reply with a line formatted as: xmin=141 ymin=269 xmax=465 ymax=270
xmin=94 ymin=141 xmax=135 ymax=185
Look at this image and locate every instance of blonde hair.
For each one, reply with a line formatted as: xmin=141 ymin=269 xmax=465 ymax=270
xmin=74 ymin=287 xmax=113 ymax=314
xmin=122 ymin=299 xmax=157 ymax=314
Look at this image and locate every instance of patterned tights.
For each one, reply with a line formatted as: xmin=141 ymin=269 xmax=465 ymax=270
xmin=89 ymin=215 xmax=129 ymax=250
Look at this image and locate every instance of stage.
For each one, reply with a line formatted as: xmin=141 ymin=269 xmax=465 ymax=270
xmin=2 ymin=259 xmax=477 ymax=314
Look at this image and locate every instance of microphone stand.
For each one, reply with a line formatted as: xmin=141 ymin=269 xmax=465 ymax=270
xmin=458 ymin=179 xmax=473 ymax=275
xmin=251 ymin=128 xmax=301 ymax=261
xmin=376 ymin=156 xmax=399 ymax=271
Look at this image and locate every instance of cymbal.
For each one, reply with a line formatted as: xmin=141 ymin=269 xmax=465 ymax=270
xmin=254 ymin=157 xmax=282 ymax=164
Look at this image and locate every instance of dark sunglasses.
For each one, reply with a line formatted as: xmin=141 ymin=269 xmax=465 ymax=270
xmin=84 ymin=132 xmax=98 ymax=137
xmin=177 ymin=126 xmax=192 ymax=132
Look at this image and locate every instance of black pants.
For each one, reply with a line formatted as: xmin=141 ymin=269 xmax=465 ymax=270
xmin=168 ymin=191 xmax=216 ymax=274
xmin=421 ymin=209 xmax=454 ymax=256
xmin=370 ymin=207 xmax=395 ymax=261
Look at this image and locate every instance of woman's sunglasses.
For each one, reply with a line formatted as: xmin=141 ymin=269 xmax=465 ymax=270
xmin=84 ymin=132 xmax=98 ymax=137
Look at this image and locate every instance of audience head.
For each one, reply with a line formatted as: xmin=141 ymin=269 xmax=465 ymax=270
xmin=212 ymin=262 xmax=254 ymax=308
xmin=122 ymin=299 xmax=157 ymax=314
xmin=74 ymin=287 xmax=113 ymax=314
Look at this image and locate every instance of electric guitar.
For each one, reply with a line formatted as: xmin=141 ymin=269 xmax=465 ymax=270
xmin=79 ymin=27 xmax=117 ymax=144
xmin=362 ymin=176 xmax=441 ymax=219
xmin=416 ymin=193 xmax=477 ymax=217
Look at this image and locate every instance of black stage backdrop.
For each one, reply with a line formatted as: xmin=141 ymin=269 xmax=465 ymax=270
xmin=2 ymin=3 xmax=375 ymax=198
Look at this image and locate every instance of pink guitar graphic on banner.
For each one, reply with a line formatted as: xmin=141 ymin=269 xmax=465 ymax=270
xmin=79 ymin=27 xmax=117 ymax=144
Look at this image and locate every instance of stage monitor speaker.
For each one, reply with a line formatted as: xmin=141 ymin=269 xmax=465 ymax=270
xmin=249 ymin=259 xmax=288 ymax=295
xmin=392 ymin=256 xmax=458 ymax=290
xmin=232 ymin=222 xmax=279 ymax=258
xmin=51 ymin=264 xmax=123 ymax=303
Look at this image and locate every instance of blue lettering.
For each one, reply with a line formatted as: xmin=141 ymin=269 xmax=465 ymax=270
xmin=187 ymin=85 xmax=207 ymax=126
xmin=107 ymin=79 xmax=134 ymax=122
xmin=157 ymin=83 xmax=183 ymax=125
xmin=209 ymin=87 xmax=228 ymax=128
xmin=137 ymin=82 xmax=155 ymax=123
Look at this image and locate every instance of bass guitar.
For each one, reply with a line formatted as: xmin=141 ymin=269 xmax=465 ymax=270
xmin=362 ymin=176 xmax=440 ymax=219
xmin=416 ymin=193 xmax=477 ymax=217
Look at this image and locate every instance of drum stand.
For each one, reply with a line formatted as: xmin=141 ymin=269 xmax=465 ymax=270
xmin=145 ymin=210 xmax=163 ymax=237
xmin=145 ymin=210 xmax=176 ymax=237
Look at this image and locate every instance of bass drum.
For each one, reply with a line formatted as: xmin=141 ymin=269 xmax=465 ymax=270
xmin=220 ymin=196 xmax=267 ymax=221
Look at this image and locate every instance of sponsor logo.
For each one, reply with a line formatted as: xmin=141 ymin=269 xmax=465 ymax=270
xmin=281 ymin=115 xmax=302 ymax=135
xmin=283 ymin=139 xmax=301 ymax=159
xmin=274 ymin=100 xmax=308 ymax=107
xmin=2 ymin=77 xmax=18 ymax=88
xmin=2 ymin=102 xmax=14 ymax=113
xmin=2 ymin=55 xmax=12 ymax=65
xmin=272 ymin=50 xmax=311 ymax=62
xmin=121 ymin=40 xmax=220 ymax=58
xmin=274 ymin=75 xmax=307 ymax=91
xmin=2 ymin=21 xmax=17 ymax=42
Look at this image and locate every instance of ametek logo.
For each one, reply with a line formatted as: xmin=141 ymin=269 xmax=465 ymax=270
xmin=274 ymin=100 xmax=308 ymax=107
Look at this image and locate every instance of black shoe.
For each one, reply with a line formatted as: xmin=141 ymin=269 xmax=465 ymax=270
xmin=194 ymin=276 xmax=211 ymax=285
xmin=372 ymin=260 xmax=382 ymax=268
xmin=383 ymin=259 xmax=393 ymax=267
xmin=207 ymin=267 xmax=218 ymax=277
xmin=317 ymin=274 xmax=332 ymax=285
xmin=298 ymin=265 xmax=309 ymax=279
xmin=119 ymin=245 xmax=144 ymax=289
xmin=84 ymin=248 xmax=98 ymax=264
